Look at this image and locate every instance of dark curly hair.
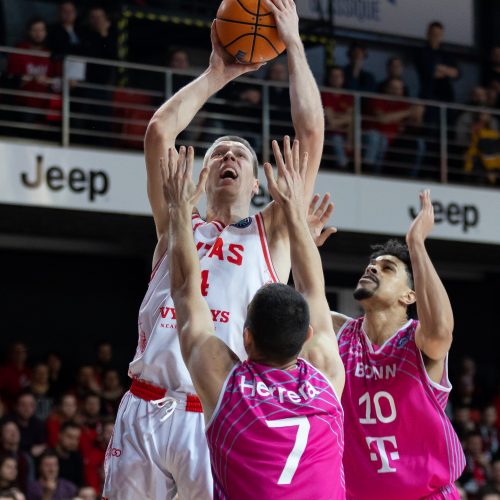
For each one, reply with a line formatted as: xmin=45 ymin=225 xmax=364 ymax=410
xmin=370 ymin=239 xmax=414 ymax=289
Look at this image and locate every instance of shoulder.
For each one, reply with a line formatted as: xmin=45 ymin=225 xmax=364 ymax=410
xmin=332 ymin=312 xmax=355 ymax=335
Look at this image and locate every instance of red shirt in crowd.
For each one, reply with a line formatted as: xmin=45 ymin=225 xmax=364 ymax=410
xmin=0 ymin=363 xmax=31 ymax=409
xmin=366 ymin=98 xmax=411 ymax=142
xmin=321 ymin=91 xmax=354 ymax=135
xmin=7 ymin=41 xmax=60 ymax=111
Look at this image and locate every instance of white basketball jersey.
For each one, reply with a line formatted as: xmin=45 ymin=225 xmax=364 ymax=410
xmin=129 ymin=212 xmax=279 ymax=394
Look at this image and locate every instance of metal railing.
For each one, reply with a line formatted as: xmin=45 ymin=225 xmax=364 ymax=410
xmin=1 ymin=45 xmax=500 ymax=187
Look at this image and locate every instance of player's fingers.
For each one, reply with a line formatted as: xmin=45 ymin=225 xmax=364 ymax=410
xmin=283 ymin=135 xmax=293 ymax=173
xmin=177 ymin=146 xmax=187 ymax=177
xmin=308 ymin=194 xmax=320 ymax=215
xmin=316 ymin=193 xmax=330 ymax=216
xmin=263 ymin=162 xmax=279 ymax=197
xmin=168 ymin=147 xmax=177 ymax=178
xmin=320 ymin=202 xmax=334 ymax=224
xmin=272 ymin=140 xmax=286 ymax=178
xmin=160 ymin=157 xmax=168 ymax=188
xmin=185 ymin=146 xmax=195 ymax=180
xmin=195 ymin=166 xmax=209 ymax=199
xmin=292 ymin=139 xmax=301 ymax=175
xmin=317 ymin=227 xmax=337 ymax=247
xmin=262 ymin=0 xmax=280 ymax=13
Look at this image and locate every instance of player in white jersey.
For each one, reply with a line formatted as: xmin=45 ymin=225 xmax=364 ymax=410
xmin=102 ymin=1 xmax=326 ymax=498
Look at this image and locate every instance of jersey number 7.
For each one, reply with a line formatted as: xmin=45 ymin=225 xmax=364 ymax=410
xmin=265 ymin=417 xmax=311 ymax=485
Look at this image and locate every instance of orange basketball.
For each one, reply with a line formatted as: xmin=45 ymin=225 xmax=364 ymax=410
xmin=215 ymin=0 xmax=286 ymax=64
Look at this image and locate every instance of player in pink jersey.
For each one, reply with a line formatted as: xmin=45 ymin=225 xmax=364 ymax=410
xmin=331 ymin=190 xmax=465 ymax=499
xmin=102 ymin=1 xmax=329 ymax=498
xmin=163 ymin=139 xmax=345 ymax=499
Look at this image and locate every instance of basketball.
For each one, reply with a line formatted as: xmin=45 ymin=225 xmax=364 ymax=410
xmin=215 ymin=0 xmax=286 ymax=64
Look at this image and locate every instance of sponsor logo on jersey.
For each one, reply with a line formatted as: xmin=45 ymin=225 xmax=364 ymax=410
xmin=231 ymin=217 xmax=252 ymax=229
xmin=111 ymin=448 xmax=122 ymax=457
xmin=159 ymin=306 xmax=230 ymax=325
xmin=396 ymin=333 xmax=410 ymax=348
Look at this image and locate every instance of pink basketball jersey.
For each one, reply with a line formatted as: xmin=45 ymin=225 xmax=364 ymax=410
xmin=338 ymin=318 xmax=465 ymax=500
xmin=206 ymin=358 xmax=345 ymax=500
xmin=129 ymin=213 xmax=278 ymax=393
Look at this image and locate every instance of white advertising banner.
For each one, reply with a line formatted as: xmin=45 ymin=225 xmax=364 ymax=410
xmin=295 ymin=0 xmax=474 ymax=46
xmin=0 ymin=140 xmax=498 ymax=245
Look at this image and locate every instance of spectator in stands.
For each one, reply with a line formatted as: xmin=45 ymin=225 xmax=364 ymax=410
xmin=461 ymin=432 xmax=491 ymax=497
xmin=0 ymin=455 xmax=25 ymax=500
xmin=72 ymin=366 xmax=100 ymax=402
xmin=79 ymin=395 xmax=101 ymax=455
xmin=81 ymin=419 xmax=113 ymax=494
xmin=100 ymin=370 xmax=123 ymax=417
xmin=455 ymin=86 xmax=499 ymax=146
xmin=343 ymin=41 xmax=376 ymax=92
xmin=45 ymin=353 xmax=64 ymax=398
xmin=9 ymin=393 xmax=45 ymax=460
xmin=47 ymin=1 xmax=83 ymax=58
xmin=481 ymin=492 xmax=500 ymax=500
xmin=0 ymin=421 xmax=34 ymax=493
xmin=378 ymin=57 xmax=409 ymax=96
xmin=363 ymin=77 xmax=425 ymax=174
xmin=454 ymin=406 xmax=477 ymax=443
xmin=484 ymin=47 xmax=500 ymax=93
xmin=75 ymin=486 xmax=97 ymax=500
xmin=26 ymin=450 xmax=77 ymax=500
xmin=54 ymin=423 xmax=83 ymax=487
xmin=82 ymin=6 xmax=117 ymax=85
xmin=321 ymin=65 xmax=353 ymax=169
xmin=6 ymin=19 xmax=61 ymax=122
xmin=0 ymin=343 xmax=31 ymax=411
xmin=45 ymin=394 xmax=80 ymax=449
xmin=93 ymin=342 xmax=114 ymax=382
xmin=480 ymin=459 xmax=500 ymax=496
xmin=414 ymin=21 xmax=460 ymax=103
xmin=480 ymin=406 xmax=499 ymax=460
xmin=29 ymin=363 xmax=54 ymax=423
xmin=167 ymin=49 xmax=192 ymax=93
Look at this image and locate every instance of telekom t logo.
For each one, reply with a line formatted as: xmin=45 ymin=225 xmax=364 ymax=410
xmin=366 ymin=436 xmax=400 ymax=473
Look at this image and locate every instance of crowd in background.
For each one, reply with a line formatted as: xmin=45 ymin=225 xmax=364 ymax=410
xmin=1 ymin=1 xmax=500 ymax=183
xmin=0 ymin=341 xmax=123 ymax=500
xmin=0 ymin=340 xmax=498 ymax=499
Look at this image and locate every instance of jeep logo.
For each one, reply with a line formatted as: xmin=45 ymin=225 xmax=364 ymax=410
xmin=409 ymin=201 xmax=479 ymax=233
xmin=21 ymin=155 xmax=109 ymax=202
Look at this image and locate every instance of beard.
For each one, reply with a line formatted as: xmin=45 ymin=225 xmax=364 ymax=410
xmin=353 ymin=286 xmax=376 ymax=301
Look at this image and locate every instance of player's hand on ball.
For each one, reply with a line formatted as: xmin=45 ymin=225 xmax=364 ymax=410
xmin=406 ymin=189 xmax=435 ymax=245
xmin=307 ymin=193 xmax=337 ymax=247
xmin=209 ymin=22 xmax=265 ymax=81
xmin=160 ymin=146 xmax=209 ymax=210
xmin=264 ymin=136 xmax=306 ymax=213
xmin=262 ymin=0 xmax=300 ymax=46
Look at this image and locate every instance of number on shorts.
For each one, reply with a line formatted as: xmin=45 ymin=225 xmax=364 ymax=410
xmin=265 ymin=417 xmax=310 ymax=485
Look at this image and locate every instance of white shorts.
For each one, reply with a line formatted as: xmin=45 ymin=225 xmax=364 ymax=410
xmin=102 ymin=390 xmax=212 ymax=500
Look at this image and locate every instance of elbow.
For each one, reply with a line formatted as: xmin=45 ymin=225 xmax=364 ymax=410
xmin=145 ymin=118 xmax=166 ymax=145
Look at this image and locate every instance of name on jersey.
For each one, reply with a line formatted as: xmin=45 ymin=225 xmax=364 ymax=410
xmin=196 ymin=238 xmax=244 ymax=266
xmin=159 ymin=307 xmax=230 ymax=324
xmin=355 ymin=363 xmax=396 ymax=380
xmin=239 ymin=375 xmax=320 ymax=403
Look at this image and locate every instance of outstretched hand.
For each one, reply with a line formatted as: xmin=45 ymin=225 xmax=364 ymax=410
xmin=307 ymin=193 xmax=337 ymax=247
xmin=264 ymin=136 xmax=307 ymax=213
xmin=209 ymin=22 xmax=265 ymax=82
xmin=160 ymin=146 xmax=209 ymax=210
xmin=262 ymin=0 xmax=300 ymax=47
xmin=406 ymin=189 xmax=435 ymax=245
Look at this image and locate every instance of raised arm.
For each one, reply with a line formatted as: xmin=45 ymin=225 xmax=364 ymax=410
xmin=264 ymin=0 xmax=324 ymax=201
xmin=145 ymin=24 xmax=263 ymax=238
xmin=406 ymin=190 xmax=454 ymax=380
xmin=264 ymin=138 xmax=344 ymax=396
xmin=164 ymin=146 xmax=238 ymax=420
